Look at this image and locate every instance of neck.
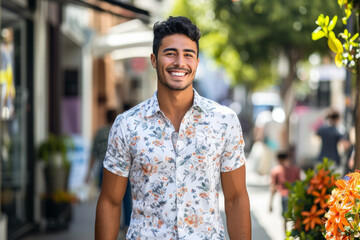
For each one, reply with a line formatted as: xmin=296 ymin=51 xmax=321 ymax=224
xmin=157 ymin=86 xmax=194 ymax=131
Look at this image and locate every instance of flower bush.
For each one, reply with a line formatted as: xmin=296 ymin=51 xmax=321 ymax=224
xmin=324 ymin=170 xmax=360 ymax=239
xmin=285 ymin=159 xmax=339 ymax=240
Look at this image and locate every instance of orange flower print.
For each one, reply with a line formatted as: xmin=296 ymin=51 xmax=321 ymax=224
xmin=130 ymin=136 xmax=140 ymax=146
xmin=177 ymin=187 xmax=188 ymax=197
xmin=193 ymin=114 xmax=201 ymax=122
xmin=185 ymin=126 xmax=195 ymax=138
xmin=157 ymin=220 xmax=164 ymax=229
xmin=152 ymin=140 xmax=163 ymax=146
xmin=184 ymin=215 xmax=203 ymax=227
xmin=142 ymin=164 xmax=157 ymax=176
xmin=199 ymin=192 xmax=208 ymax=199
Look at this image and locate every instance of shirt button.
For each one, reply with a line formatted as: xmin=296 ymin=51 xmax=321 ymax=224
xmin=177 ymin=141 xmax=184 ymax=150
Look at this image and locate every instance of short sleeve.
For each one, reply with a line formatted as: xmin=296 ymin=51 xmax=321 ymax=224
xmin=220 ymin=113 xmax=246 ymax=172
xmin=103 ymin=115 xmax=132 ymax=177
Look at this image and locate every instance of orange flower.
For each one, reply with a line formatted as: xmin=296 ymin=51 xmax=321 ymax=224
xmin=335 ymin=176 xmax=360 ymax=205
xmin=328 ymin=175 xmax=337 ymax=188
xmin=325 ymin=202 xmax=351 ymax=237
xmin=312 ymin=187 xmax=329 ymax=209
xmin=335 ymin=178 xmax=350 ymax=190
xmin=307 ymin=169 xmax=331 ymax=194
xmin=327 ymin=188 xmax=342 ymax=206
xmin=301 ymin=205 xmax=325 ymax=231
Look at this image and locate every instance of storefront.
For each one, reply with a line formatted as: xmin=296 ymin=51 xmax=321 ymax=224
xmin=1 ymin=0 xmax=35 ymax=239
xmin=1 ymin=0 xmax=151 ymax=239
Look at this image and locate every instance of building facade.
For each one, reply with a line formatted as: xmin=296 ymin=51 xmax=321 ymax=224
xmin=0 ymin=0 xmax=152 ymax=239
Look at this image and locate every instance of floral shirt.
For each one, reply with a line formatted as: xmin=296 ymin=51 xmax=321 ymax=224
xmin=104 ymin=90 xmax=246 ymax=240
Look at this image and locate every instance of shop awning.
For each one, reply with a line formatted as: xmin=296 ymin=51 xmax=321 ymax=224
xmin=92 ymin=18 xmax=153 ymax=60
xmin=46 ymin=0 xmax=150 ymax=23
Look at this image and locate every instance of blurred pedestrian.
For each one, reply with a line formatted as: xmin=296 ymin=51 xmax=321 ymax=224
xmin=85 ymin=109 xmax=117 ymax=189
xmin=269 ymin=149 xmax=300 ymax=233
xmin=316 ymin=108 xmax=349 ymax=168
xmin=95 ymin=16 xmax=251 ymax=240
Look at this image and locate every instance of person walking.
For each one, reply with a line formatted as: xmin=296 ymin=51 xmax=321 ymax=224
xmin=316 ymin=108 xmax=348 ymax=167
xmin=269 ymin=150 xmax=300 ymax=233
xmin=85 ymin=109 xmax=117 ymax=189
xmin=95 ymin=16 xmax=251 ymax=239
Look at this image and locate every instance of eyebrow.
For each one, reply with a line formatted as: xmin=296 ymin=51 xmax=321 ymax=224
xmin=162 ymin=48 xmax=197 ymax=55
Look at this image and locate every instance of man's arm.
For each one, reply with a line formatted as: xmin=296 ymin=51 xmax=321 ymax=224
xmin=95 ymin=168 xmax=128 ymax=240
xmin=221 ymin=165 xmax=251 ymax=240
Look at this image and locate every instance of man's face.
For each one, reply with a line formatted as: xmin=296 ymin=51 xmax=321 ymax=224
xmin=151 ymin=34 xmax=200 ymax=91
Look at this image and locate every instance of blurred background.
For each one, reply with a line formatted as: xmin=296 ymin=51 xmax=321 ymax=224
xmin=0 ymin=0 xmax=356 ymax=239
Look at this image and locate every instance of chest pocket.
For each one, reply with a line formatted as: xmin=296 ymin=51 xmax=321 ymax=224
xmin=194 ymin=126 xmax=222 ymax=158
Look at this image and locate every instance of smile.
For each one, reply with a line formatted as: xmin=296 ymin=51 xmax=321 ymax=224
xmin=170 ymin=72 xmax=186 ymax=77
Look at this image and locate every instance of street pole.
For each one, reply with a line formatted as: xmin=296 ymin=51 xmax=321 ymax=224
xmin=355 ymin=11 xmax=360 ymax=170
xmin=0 ymin=0 xmax=2 ymax=215
xmin=0 ymin=3 xmax=7 ymax=240
xmin=344 ymin=16 xmax=353 ymax=134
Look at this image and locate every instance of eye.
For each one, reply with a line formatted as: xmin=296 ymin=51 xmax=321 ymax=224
xmin=166 ymin=52 xmax=175 ymax=56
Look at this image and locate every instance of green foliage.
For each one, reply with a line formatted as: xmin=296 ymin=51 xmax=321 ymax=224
xmin=170 ymin=0 xmax=341 ymax=90
xmin=38 ymin=134 xmax=74 ymax=169
xmin=312 ymin=0 xmax=360 ymax=69
xmin=285 ymin=159 xmax=339 ymax=240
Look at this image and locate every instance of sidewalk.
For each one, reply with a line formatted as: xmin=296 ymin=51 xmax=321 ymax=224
xmin=21 ymin=196 xmax=270 ymax=240
xmin=20 ymin=163 xmax=275 ymax=240
xmin=246 ymin=160 xmax=286 ymax=240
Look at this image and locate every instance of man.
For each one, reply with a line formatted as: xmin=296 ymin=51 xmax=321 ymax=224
xmin=95 ymin=16 xmax=251 ymax=240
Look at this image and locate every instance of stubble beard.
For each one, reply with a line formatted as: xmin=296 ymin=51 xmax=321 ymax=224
xmin=156 ymin=66 xmax=193 ymax=91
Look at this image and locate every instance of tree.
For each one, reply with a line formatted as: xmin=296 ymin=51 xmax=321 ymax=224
xmin=312 ymin=0 xmax=360 ymax=169
xmin=171 ymin=0 xmax=341 ymax=146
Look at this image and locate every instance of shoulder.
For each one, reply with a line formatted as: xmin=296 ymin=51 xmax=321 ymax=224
xmin=271 ymin=165 xmax=283 ymax=174
xmin=199 ymin=96 xmax=238 ymax=121
xmin=110 ymin=98 xmax=153 ymax=135
xmin=117 ymin=99 xmax=152 ymax=122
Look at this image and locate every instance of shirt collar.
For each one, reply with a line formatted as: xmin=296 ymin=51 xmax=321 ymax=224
xmin=144 ymin=89 xmax=209 ymax=118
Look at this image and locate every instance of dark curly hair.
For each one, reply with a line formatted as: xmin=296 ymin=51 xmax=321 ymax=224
xmin=152 ymin=16 xmax=201 ymax=58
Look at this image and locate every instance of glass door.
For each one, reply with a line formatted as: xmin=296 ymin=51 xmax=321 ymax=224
xmin=1 ymin=7 xmax=29 ymax=235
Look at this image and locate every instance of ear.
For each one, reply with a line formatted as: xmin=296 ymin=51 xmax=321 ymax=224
xmin=150 ymin=53 xmax=157 ymax=69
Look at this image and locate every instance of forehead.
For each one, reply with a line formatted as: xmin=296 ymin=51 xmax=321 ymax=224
xmin=159 ymin=34 xmax=197 ymax=52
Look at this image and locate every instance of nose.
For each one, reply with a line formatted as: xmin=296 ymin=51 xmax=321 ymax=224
xmin=174 ymin=54 xmax=185 ymax=67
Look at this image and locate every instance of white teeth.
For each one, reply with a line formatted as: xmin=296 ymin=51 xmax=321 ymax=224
xmin=171 ymin=72 xmax=186 ymax=76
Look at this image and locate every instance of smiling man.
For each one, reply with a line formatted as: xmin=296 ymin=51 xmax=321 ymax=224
xmin=95 ymin=16 xmax=251 ymax=240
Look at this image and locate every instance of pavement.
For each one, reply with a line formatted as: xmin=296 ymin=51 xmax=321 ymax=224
xmin=20 ymin=161 xmax=284 ymax=240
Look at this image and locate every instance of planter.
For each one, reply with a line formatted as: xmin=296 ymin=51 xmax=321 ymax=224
xmin=44 ymin=165 xmax=70 ymax=194
xmin=42 ymin=198 xmax=72 ymax=231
